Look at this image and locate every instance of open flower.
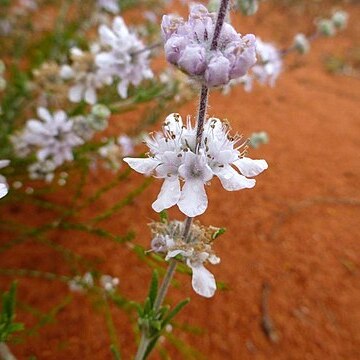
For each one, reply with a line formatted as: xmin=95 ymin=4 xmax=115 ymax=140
xmin=96 ymin=16 xmax=153 ymax=98
xmin=124 ymin=113 xmax=268 ymax=217
xmin=0 ymin=160 xmax=10 ymax=199
xmin=150 ymin=220 xmax=221 ymax=297
xmin=161 ymin=4 xmax=256 ymax=87
xmin=19 ymin=107 xmax=84 ymax=167
xmin=251 ymin=38 xmax=282 ymax=87
xmin=60 ymin=45 xmax=112 ymax=105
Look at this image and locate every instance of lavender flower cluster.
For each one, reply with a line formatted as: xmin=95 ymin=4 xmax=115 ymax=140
xmin=161 ymin=4 xmax=256 ymax=87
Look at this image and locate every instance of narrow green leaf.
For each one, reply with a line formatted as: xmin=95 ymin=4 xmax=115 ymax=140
xmin=212 ymin=227 xmax=226 ymax=240
xmin=159 ymin=210 xmax=168 ymax=223
xmin=148 ymin=270 xmax=159 ymax=308
xmin=162 ymin=298 xmax=190 ymax=326
xmin=110 ymin=344 xmax=121 ymax=360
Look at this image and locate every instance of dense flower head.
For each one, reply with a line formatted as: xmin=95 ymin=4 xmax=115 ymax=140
xmin=0 ymin=160 xmax=10 ymax=199
xmin=14 ymin=107 xmax=84 ymax=167
xmin=150 ymin=219 xmax=221 ymax=297
xmin=161 ymin=4 xmax=257 ymax=87
xmin=251 ymin=38 xmax=282 ymax=87
xmin=60 ymin=45 xmax=112 ymax=105
xmin=124 ymin=113 xmax=268 ymax=217
xmin=95 ymin=16 xmax=153 ymax=98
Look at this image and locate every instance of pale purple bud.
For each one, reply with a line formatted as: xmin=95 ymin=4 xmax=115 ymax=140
xmin=161 ymin=15 xmax=183 ymax=41
xmin=227 ymin=35 xmax=257 ymax=78
xmin=205 ymin=53 xmax=230 ymax=87
xmin=164 ymin=36 xmax=187 ymax=64
xmin=178 ymin=45 xmax=206 ymax=75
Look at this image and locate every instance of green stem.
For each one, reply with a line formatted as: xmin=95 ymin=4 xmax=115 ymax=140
xmin=134 ymin=218 xmax=193 ymax=360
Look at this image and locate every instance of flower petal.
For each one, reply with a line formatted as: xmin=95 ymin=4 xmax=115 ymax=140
xmin=178 ymin=179 xmax=208 ymax=217
xmin=0 ymin=183 xmax=8 ymax=199
xmin=214 ymin=165 xmax=255 ymax=191
xmin=152 ymin=177 xmax=181 ymax=212
xmin=123 ymin=157 xmax=159 ymax=175
xmin=189 ymin=262 xmax=216 ymax=298
xmin=233 ymin=157 xmax=268 ymax=177
xmin=0 ymin=160 xmax=10 ymax=169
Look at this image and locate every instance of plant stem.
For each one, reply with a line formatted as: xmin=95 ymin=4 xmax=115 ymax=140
xmin=0 ymin=343 xmax=17 ymax=360
xmin=135 ymin=217 xmax=193 ymax=360
xmin=135 ymin=1 xmax=231 ymax=358
xmin=196 ymin=0 xmax=230 ymax=150
xmin=195 ymin=85 xmax=209 ymax=150
xmin=210 ymin=0 xmax=230 ymax=51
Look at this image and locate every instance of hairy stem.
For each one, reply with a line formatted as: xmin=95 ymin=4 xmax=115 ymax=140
xmin=135 ymin=1 xmax=231 ymax=358
xmin=196 ymin=0 xmax=230 ymax=150
xmin=210 ymin=0 xmax=230 ymax=51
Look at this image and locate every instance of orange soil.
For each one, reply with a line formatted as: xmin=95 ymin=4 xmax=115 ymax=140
xmin=1 ymin=1 xmax=360 ymax=359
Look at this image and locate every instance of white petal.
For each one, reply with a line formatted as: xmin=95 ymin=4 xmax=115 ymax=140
xmin=234 ymin=157 xmax=268 ymax=177
xmin=37 ymin=107 xmax=52 ymax=122
xmin=69 ymin=84 xmax=84 ymax=103
xmin=189 ymin=263 xmax=216 ymax=298
xmin=0 ymin=160 xmax=10 ymax=169
xmin=152 ymin=177 xmax=181 ymax=212
xmin=123 ymin=157 xmax=159 ymax=175
xmin=165 ymin=249 xmax=186 ymax=261
xmin=84 ymin=87 xmax=97 ymax=105
xmin=99 ymin=25 xmax=117 ymax=45
xmin=60 ymin=65 xmax=74 ymax=79
xmin=215 ymin=165 xmax=255 ymax=191
xmin=0 ymin=183 xmax=8 ymax=199
xmin=178 ymin=179 xmax=208 ymax=217
xmin=117 ymin=80 xmax=129 ymax=98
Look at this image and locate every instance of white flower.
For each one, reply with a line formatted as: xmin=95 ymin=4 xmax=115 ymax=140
xmin=96 ymin=17 xmax=153 ymax=98
xmin=252 ymin=38 xmax=282 ymax=87
xmin=150 ymin=220 xmax=221 ymax=298
xmin=20 ymin=107 xmax=84 ymax=167
xmin=118 ymin=135 xmax=134 ymax=157
xmin=0 ymin=160 xmax=10 ymax=199
xmin=124 ymin=114 xmax=268 ymax=217
xmin=100 ymin=275 xmax=119 ymax=292
xmin=97 ymin=0 xmax=120 ymax=14
xmin=60 ymin=45 xmax=112 ymax=104
xmin=28 ymin=160 xmax=56 ymax=183
xmin=68 ymin=272 xmax=94 ymax=293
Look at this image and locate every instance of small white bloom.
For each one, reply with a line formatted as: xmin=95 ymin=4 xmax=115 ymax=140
xmin=252 ymin=38 xmax=282 ymax=87
xmin=100 ymin=275 xmax=120 ymax=292
xmin=124 ymin=114 xmax=268 ymax=217
xmin=68 ymin=272 xmax=94 ymax=293
xmin=150 ymin=220 xmax=221 ymax=298
xmin=118 ymin=135 xmax=134 ymax=157
xmin=96 ymin=17 xmax=153 ymax=98
xmin=0 ymin=160 xmax=10 ymax=199
xmin=20 ymin=107 xmax=84 ymax=167
xmin=61 ymin=46 xmax=112 ymax=105
xmin=97 ymin=0 xmax=120 ymax=14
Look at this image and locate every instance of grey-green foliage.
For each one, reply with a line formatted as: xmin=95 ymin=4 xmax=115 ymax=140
xmin=137 ymin=270 xmax=190 ymax=358
xmin=0 ymin=282 xmax=24 ymax=343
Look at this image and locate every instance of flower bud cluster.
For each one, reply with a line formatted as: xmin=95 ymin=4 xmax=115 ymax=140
xmin=293 ymin=33 xmax=310 ymax=55
xmin=150 ymin=219 xmax=221 ymax=297
xmin=124 ymin=113 xmax=267 ymax=217
xmin=161 ymin=4 xmax=256 ymax=87
xmin=316 ymin=10 xmax=349 ymax=37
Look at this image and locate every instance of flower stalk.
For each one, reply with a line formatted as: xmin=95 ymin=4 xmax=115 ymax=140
xmin=134 ymin=1 xmax=232 ymax=358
